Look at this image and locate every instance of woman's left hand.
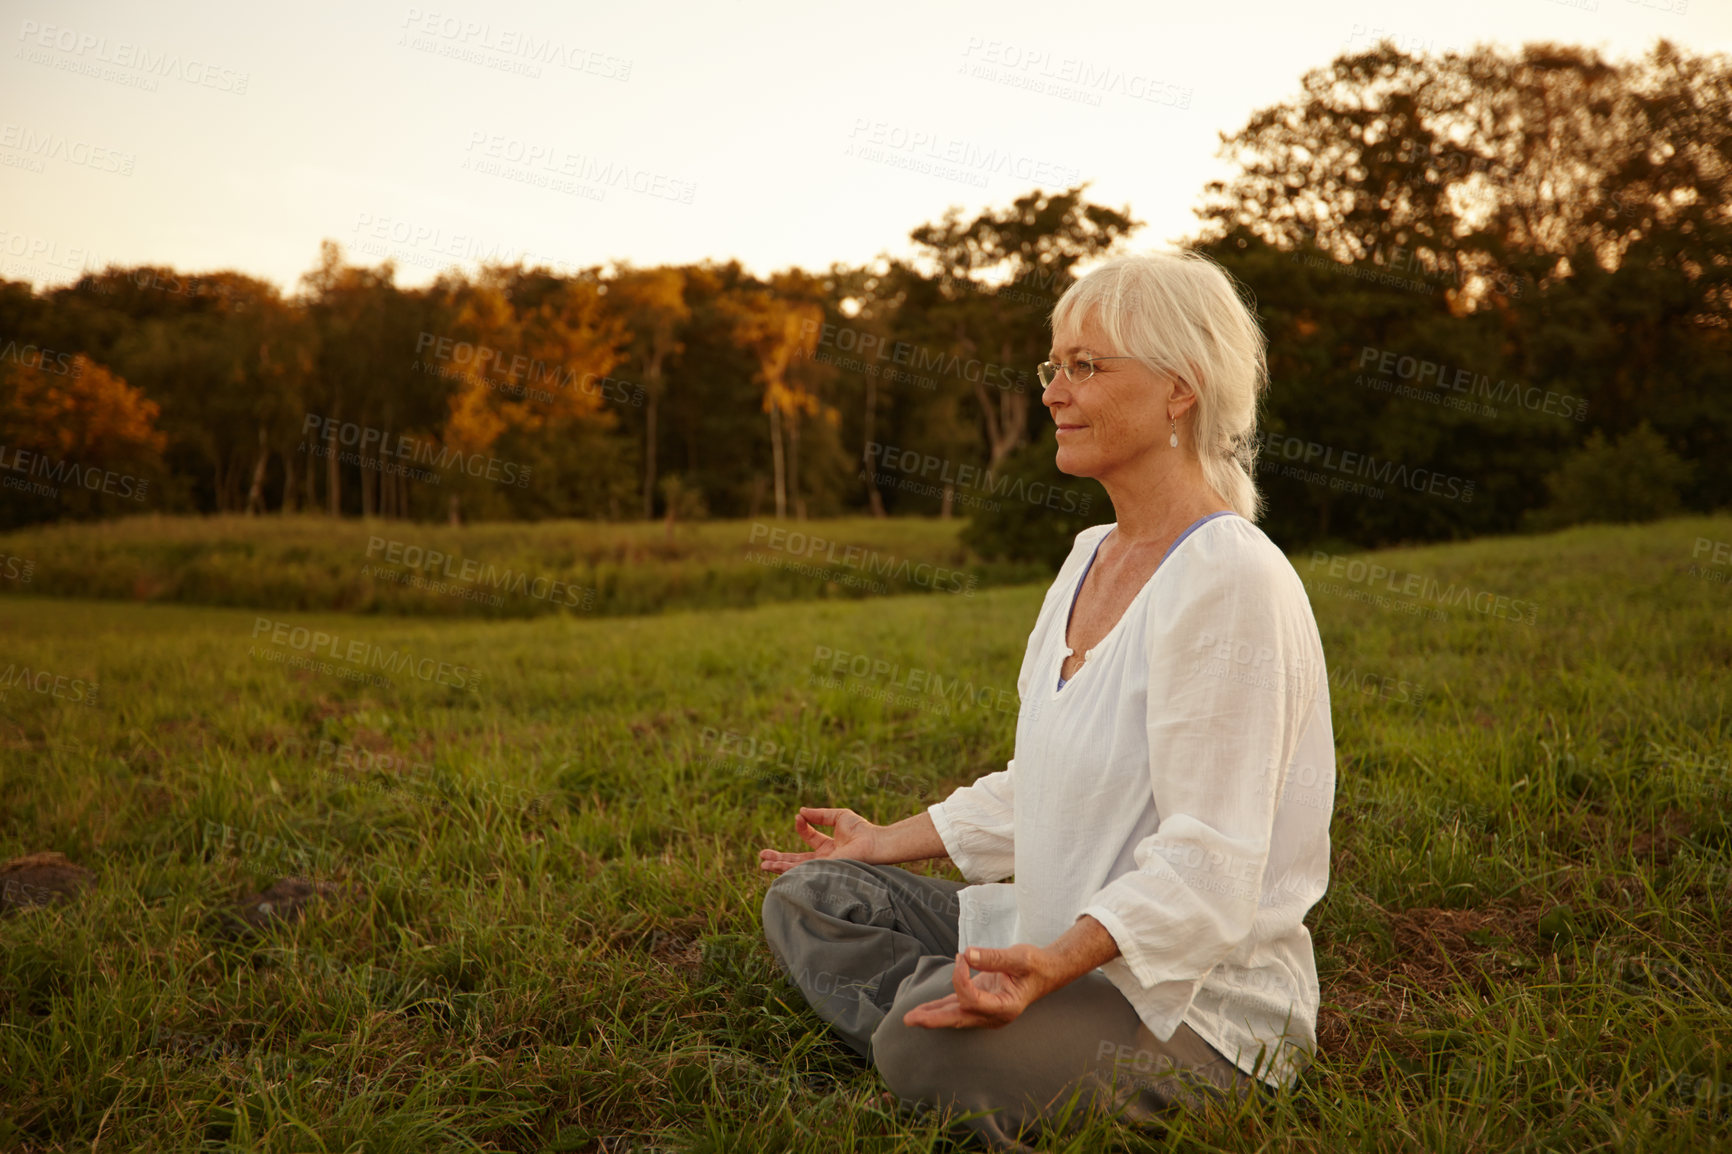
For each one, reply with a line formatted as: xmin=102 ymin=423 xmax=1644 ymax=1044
xmin=901 ymin=946 xmax=1059 ymax=1029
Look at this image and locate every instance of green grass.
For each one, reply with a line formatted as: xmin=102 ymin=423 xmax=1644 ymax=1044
xmin=0 ymin=514 xmax=1046 ymax=619
xmin=2 ymin=515 xmax=1732 ymax=1151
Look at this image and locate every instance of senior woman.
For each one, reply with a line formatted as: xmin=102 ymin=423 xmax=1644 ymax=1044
xmin=758 ymin=249 xmax=1336 ymax=1152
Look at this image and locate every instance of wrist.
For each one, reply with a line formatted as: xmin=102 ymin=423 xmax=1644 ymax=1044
xmin=1029 ymin=945 xmax=1071 ymax=1001
xmin=856 ymin=823 xmax=890 ymax=865
xmin=1042 ymin=915 xmax=1120 ymax=989
xmin=873 ymin=811 xmax=945 ymax=865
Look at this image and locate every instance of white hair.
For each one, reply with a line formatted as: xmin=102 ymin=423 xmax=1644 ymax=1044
xmin=1050 ymin=250 xmax=1270 ymax=521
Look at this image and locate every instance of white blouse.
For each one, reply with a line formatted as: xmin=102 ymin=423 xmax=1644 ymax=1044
xmin=927 ymin=514 xmax=1336 ymax=1088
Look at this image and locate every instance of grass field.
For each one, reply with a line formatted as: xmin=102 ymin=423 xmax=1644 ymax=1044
xmin=0 ymin=514 xmax=1046 ymax=619
xmin=3 ymin=514 xmax=1732 ymax=1151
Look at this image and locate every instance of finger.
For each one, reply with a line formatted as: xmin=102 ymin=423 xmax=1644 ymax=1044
xmin=903 ymin=995 xmax=961 ymax=1027
xmin=907 ymin=1000 xmax=989 ymax=1030
xmin=793 ymin=818 xmax=831 ymax=851
xmin=952 ymin=952 xmax=977 ymax=994
xmin=936 ymin=975 xmax=996 ymax=1023
xmin=962 ymin=947 xmax=1025 ymax=976
xmin=799 ymin=807 xmax=848 ymax=827
xmin=953 ymin=957 xmax=1016 ymax=1009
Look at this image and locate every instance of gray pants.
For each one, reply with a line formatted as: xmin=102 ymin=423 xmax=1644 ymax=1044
xmin=760 ymin=859 xmax=1265 ymax=1152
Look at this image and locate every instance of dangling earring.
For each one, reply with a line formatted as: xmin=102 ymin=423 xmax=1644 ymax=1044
xmin=1169 ymin=418 xmax=1178 ymax=449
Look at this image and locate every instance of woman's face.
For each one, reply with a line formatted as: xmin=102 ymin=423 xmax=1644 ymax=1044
xmin=1044 ymin=310 xmax=1176 ymax=480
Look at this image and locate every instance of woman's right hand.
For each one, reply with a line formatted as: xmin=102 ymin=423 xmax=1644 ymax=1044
xmin=758 ymin=807 xmax=882 ymax=875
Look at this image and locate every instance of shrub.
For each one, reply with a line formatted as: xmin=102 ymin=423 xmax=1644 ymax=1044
xmin=1526 ymin=421 xmax=1695 ymax=531
xmin=959 ymin=429 xmax=1110 ymax=570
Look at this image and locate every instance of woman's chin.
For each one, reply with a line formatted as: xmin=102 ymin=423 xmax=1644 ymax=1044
xmin=1053 ymin=445 xmax=1096 ymax=479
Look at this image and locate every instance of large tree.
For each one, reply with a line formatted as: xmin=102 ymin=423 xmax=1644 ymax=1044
xmin=1193 ymin=39 xmax=1732 ymax=544
xmin=722 ymin=276 xmax=825 ymax=519
xmin=300 ymin=242 xmax=441 ymax=517
xmin=906 ymin=185 xmax=1140 ymax=468
xmin=604 ymin=265 xmax=690 ymax=519
xmin=431 ymin=264 xmax=630 ymax=520
xmin=0 ymin=352 xmax=167 ymax=529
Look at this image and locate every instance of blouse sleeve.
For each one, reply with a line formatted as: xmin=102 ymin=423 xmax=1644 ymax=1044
xmin=1077 ymin=540 xmax=1323 ymax=991
xmin=926 ymin=761 xmax=1016 ymax=883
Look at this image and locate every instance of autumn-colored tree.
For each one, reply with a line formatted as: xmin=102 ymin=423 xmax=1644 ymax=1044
xmin=604 ymin=265 xmax=690 ymax=518
xmin=39 ymin=267 xmax=309 ymax=514
xmin=0 ymin=353 xmax=167 ymax=528
xmin=722 ymin=280 xmax=824 ymax=519
xmin=807 ymin=259 xmax=907 ymax=517
xmin=431 ymin=264 xmax=632 ymax=519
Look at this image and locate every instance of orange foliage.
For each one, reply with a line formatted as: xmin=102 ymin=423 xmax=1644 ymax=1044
xmin=437 ymin=271 xmax=626 ymax=454
xmin=0 ymin=352 xmax=167 ymax=464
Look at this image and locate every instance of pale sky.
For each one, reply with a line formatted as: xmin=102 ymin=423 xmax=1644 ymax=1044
xmin=2 ymin=0 xmax=1725 ymax=296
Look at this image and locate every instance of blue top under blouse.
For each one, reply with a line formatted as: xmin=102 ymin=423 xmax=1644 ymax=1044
xmin=1056 ymin=511 xmax=1236 ymax=690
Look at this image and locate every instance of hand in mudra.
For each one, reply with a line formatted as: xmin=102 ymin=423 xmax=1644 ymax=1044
xmin=758 ymin=806 xmax=881 ymax=874
xmin=902 ymin=946 xmax=1057 ymax=1029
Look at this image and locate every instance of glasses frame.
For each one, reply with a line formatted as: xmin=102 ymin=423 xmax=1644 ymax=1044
xmin=1037 ymin=355 xmax=1143 ymax=388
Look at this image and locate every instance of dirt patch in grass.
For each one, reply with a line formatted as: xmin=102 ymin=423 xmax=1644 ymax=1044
xmin=635 ymin=917 xmax=710 ymax=977
xmin=1318 ymin=899 xmax=1555 ymax=1088
xmin=0 ymin=851 xmax=94 ymax=913
xmin=1629 ymin=807 xmax=1695 ymax=864
xmin=218 ymin=876 xmax=356 ymax=938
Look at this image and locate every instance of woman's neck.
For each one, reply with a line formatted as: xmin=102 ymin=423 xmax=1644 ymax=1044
xmin=1095 ymin=456 xmax=1227 ymax=547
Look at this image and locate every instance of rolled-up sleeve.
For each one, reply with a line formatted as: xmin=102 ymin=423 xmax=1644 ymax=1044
xmin=927 ymin=761 xmax=1017 ymax=883
xmin=1078 ymin=552 xmax=1320 ymax=991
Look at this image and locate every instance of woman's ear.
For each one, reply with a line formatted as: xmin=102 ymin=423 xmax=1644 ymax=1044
xmin=1166 ymin=372 xmax=1200 ymax=421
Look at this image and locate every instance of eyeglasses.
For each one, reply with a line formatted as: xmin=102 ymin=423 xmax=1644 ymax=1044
xmin=1036 ymin=356 xmax=1142 ymax=388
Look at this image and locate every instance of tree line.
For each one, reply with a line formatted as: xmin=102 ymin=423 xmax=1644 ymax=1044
xmin=1 ymin=39 xmax=1726 ymax=554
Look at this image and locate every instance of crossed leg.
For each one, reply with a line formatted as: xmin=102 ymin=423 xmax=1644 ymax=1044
xmin=872 ymin=955 xmax=1257 ymax=1151
xmin=761 ymin=858 xmax=1261 ymax=1152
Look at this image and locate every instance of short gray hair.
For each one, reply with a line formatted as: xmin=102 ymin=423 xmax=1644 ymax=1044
xmin=1050 ymin=250 xmax=1270 ymax=521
